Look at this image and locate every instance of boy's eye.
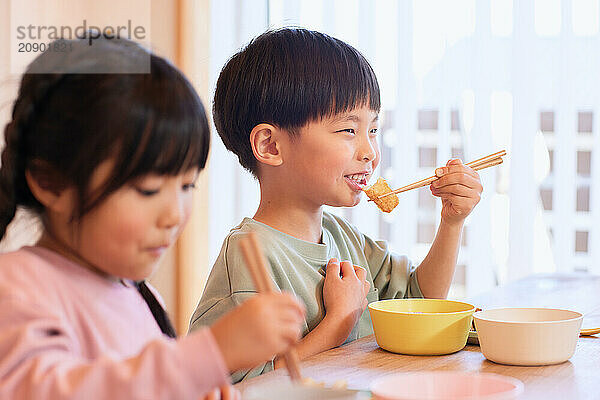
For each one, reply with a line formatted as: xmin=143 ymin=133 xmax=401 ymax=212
xmin=370 ymin=128 xmax=379 ymax=136
xmin=336 ymin=128 xmax=355 ymax=134
xmin=183 ymin=183 xmax=196 ymax=191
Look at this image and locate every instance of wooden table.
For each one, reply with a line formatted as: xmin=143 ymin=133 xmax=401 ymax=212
xmin=237 ymin=274 xmax=600 ymax=399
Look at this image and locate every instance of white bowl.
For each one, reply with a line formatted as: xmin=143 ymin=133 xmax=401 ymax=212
xmin=474 ymin=307 xmax=583 ymax=366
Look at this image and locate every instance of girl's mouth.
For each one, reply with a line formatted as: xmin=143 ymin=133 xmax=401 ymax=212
xmin=344 ymin=173 xmax=370 ymax=192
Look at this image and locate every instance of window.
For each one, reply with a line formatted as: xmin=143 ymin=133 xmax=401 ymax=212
xmin=572 ymin=0 xmax=600 ymax=36
xmin=419 ymin=147 xmax=437 ymax=168
xmin=576 ymin=186 xmax=590 ymax=212
xmin=490 ymin=0 xmax=513 ymax=37
xmin=575 ymin=231 xmax=589 ymax=253
xmin=452 ymin=147 xmax=464 ymax=160
xmin=540 ymin=188 xmax=553 ymax=210
xmin=578 ymin=111 xmax=593 ymax=134
xmin=418 ymin=109 xmax=438 ymax=131
xmin=214 ymin=0 xmax=600 ymax=300
xmin=540 ymin=111 xmax=554 ymax=133
xmin=450 ymin=109 xmax=461 ymax=131
xmin=535 ymin=0 xmax=561 ymax=37
xmin=577 ymin=151 xmax=591 ymax=176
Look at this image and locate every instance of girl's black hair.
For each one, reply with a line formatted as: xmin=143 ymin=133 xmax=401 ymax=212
xmin=0 ymin=38 xmax=210 ymax=240
xmin=213 ymin=27 xmax=381 ymax=175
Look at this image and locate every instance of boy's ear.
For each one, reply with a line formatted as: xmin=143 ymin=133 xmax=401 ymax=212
xmin=25 ymin=165 xmax=75 ymax=215
xmin=250 ymin=123 xmax=284 ymax=167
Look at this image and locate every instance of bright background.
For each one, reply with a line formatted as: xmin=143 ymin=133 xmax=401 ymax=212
xmin=1 ymin=0 xmax=600 ymax=332
xmin=207 ymin=0 xmax=600 ymax=302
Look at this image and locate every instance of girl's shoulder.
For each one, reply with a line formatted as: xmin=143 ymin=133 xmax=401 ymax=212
xmin=0 ymin=247 xmax=89 ymax=303
xmin=0 ymin=247 xmax=57 ymax=302
xmin=0 ymin=247 xmax=48 ymax=278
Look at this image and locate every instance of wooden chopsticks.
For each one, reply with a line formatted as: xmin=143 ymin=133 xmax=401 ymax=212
xmin=372 ymin=150 xmax=506 ymax=201
xmin=239 ymin=232 xmax=303 ymax=382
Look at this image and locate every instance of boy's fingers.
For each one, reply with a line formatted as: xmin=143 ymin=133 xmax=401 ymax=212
xmin=339 ymin=261 xmax=355 ymax=278
xmin=435 ymin=159 xmax=462 ymax=177
xmin=353 ymin=265 xmax=367 ymax=281
xmin=325 ymin=259 xmax=341 ymax=279
xmin=436 ymin=160 xmax=479 ymax=179
xmin=431 ymin=184 xmax=481 ymax=198
xmin=432 ymin=173 xmax=482 ymax=190
xmin=447 ymin=158 xmax=462 ymax=166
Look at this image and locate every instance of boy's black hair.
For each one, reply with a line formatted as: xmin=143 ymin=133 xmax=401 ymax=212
xmin=0 ymin=37 xmax=210 ymax=239
xmin=213 ymin=27 xmax=380 ymax=175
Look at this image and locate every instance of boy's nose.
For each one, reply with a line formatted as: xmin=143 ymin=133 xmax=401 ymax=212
xmin=358 ymin=137 xmax=377 ymax=162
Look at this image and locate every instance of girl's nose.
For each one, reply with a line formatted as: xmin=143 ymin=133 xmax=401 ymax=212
xmin=158 ymin=194 xmax=183 ymax=229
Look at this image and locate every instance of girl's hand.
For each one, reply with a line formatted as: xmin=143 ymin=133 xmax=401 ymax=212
xmin=322 ymin=259 xmax=370 ymax=343
xmin=210 ymin=292 xmax=305 ymax=373
xmin=201 ymin=385 xmax=241 ymax=400
xmin=430 ymin=159 xmax=483 ymax=225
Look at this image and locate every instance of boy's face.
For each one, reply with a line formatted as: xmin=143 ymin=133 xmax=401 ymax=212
xmin=283 ymin=106 xmax=380 ymax=208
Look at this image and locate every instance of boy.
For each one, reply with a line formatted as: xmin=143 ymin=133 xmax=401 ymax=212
xmin=190 ymin=28 xmax=482 ymax=382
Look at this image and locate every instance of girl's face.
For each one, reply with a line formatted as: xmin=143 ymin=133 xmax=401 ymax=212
xmin=282 ymin=105 xmax=380 ymax=208
xmin=62 ymin=161 xmax=198 ymax=281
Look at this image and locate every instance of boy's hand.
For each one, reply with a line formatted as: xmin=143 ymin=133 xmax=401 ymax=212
xmin=200 ymin=385 xmax=241 ymax=400
xmin=209 ymin=292 xmax=305 ymax=372
xmin=322 ymin=259 xmax=370 ymax=343
xmin=430 ymin=159 xmax=483 ymax=225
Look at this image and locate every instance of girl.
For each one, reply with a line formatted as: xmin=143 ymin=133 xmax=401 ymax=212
xmin=0 ymin=38 xmax=305 ymax=399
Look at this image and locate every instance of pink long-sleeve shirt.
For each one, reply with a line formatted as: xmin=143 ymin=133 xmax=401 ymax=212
xmin=0 ymin=246 xmax=229 ymax=399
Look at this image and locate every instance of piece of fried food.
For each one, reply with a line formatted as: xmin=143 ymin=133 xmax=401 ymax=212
xmin=363 ymin=177 xmax=399 ymax=213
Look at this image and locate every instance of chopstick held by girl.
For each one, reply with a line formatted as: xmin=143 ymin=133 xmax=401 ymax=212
xmin=190 ymin=28 xmax=483 ymax=382
xmin=0 ymin=37 xmax=305 ymax=400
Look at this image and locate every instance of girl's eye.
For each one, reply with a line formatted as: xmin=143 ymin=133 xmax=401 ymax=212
xmin=336 ymin=128 xmax=355 ymax=134
xmin=136 ymin=188 xmax=159 ymax=197
xmin=183 ymin=183 xmax=196 ymax=191
xmin=369 ymin=128 xmax=379 ymax=136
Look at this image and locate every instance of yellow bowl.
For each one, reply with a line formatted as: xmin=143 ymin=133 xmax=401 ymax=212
xmin=368 ymin=299 xmax=476 ymax=355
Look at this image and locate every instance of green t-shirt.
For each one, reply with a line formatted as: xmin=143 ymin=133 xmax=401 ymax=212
xmin=189 ymin=211 xmax=423 ymax=382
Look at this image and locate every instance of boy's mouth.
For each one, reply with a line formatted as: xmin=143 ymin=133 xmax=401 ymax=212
xmin=344 ymin=173 xmax=370 ymax=191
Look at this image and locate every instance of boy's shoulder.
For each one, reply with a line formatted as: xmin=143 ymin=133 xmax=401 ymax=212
xmin=220 ymin=218 xmax=288 ymax=259
xmin=224 ymin=217 xmax=276 ymax=243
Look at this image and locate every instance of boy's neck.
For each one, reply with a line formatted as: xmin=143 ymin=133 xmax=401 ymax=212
xmin=253 ymin=191 xmax=324 ymax=244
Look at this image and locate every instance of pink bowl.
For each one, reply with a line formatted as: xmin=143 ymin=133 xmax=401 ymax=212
xmin=371 ymin=371 xmax=523 ymax=400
